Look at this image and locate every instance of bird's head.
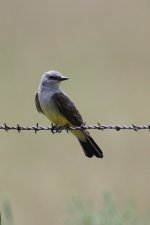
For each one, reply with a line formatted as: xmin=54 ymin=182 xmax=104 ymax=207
xmin=40 ymin=70 xmax=68 ymax=88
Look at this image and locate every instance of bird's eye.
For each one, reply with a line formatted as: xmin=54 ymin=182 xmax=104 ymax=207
xmin=50 ymin=75 xmax=56 ymax=80
xmin=48 ymin=75 xmax=53 ymax=79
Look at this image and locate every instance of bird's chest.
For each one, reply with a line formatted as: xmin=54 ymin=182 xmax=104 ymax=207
xmin=39 ymin=92 xmax=68 ymax=125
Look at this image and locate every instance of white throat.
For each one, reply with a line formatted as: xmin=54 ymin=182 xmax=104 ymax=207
xmin=39 ymin=82 xmax=62 ymax=99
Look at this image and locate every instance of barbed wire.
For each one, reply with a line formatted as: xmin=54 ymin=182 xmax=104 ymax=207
xmin=0 ymin=123 xmax=150 ymax=133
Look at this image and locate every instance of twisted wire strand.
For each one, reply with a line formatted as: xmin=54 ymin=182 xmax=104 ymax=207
xmin=0 ymin=123 xmax=150 ymax=133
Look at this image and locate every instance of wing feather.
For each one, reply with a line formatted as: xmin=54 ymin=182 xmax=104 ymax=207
xmin=35 ymin=93 xmax=44 ymax=114
xmin=52 ymin=92 xmax=83 ymax=126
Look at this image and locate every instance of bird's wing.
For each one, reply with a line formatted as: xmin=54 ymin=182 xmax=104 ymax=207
xmin=52 ymin=92 xmax=84 ymax=126
xmin=35 ymin=92 xmax=44 ymax=114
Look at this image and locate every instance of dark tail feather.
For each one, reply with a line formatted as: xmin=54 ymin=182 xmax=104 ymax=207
xmin=78 ymin=134 xmax=103 ymax=158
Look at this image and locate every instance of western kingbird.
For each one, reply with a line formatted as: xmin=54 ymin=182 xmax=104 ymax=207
xmin=35 ymin=70 xmax=103 ymax=158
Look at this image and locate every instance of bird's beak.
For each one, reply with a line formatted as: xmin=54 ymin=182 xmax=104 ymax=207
xmin=60 ymin=76 xmax=69 ymax=81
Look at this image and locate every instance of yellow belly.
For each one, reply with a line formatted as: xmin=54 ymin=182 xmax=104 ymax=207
xmin=46 ymin=111 xmax=69 ymax=126
xmin=45 ymin=111 xmax=86 ymax=141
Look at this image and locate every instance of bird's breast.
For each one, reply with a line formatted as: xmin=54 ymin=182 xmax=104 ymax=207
xmin=39 ymin=95 xmax=68 ymax=126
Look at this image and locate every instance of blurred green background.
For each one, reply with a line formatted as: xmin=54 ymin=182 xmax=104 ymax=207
xmin=0 ymin=0 xmax=150 ymax=224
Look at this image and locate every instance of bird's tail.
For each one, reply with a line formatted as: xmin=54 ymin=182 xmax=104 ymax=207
xmin=78 ymin=132 xmax=103 ymax=158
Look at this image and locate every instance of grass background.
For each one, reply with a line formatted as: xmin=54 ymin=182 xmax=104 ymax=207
xmin=0 ymin=0 xmax=150 ymax=224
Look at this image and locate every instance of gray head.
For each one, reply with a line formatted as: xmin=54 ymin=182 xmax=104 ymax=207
xmin=40 ymin=70 xmax=68 ymax=89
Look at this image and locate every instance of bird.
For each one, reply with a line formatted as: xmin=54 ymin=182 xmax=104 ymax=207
xmin=35 ymin=70 xmax=103 ymax=158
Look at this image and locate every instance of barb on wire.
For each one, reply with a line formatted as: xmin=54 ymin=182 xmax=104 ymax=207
xmin=0 ymin=123 xmax=150 ymax=133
